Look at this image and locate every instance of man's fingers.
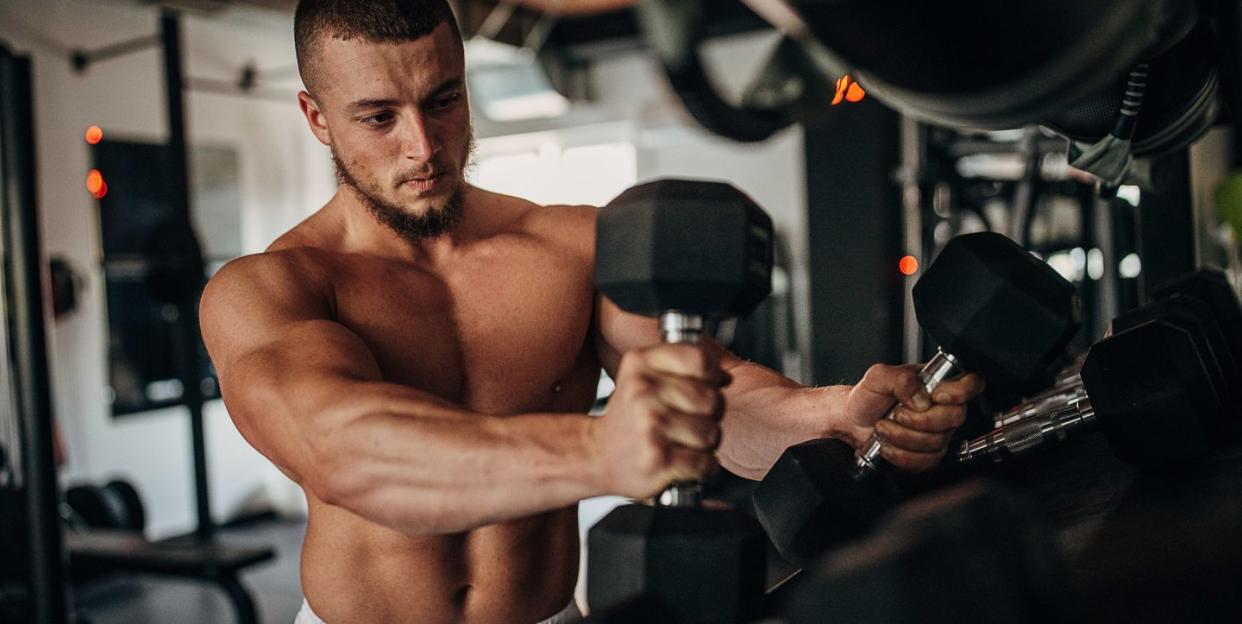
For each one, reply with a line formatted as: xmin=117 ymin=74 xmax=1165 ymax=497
xmin=666 ymin=447 xmax=719 ymax=482
xmin=642 ymin=344 xmax=727 ymax=386
xmin=930 ymin=373 xmax=986 ymax=404
xmin=889 ymin=403 xmax=967 ymax=433
xmin=859 ymin=363 xmax=931 ymax=412
xmin=652 ymin=375 xmax=723 ymax=418
xmin=661 ymin=411 xmax=722 ymax=451
xmin=874 ymin=419 xmax=951 ymax=453
xmin=878 ymin=444 xmax=945 ymax=472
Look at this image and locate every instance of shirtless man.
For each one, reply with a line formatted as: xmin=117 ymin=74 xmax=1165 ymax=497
xmin=198 ymin=1 xmax=984 ymax=622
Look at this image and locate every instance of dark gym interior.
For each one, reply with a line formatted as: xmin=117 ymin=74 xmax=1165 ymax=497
xmin=3 ymin=0 xmax=1242 ymax=622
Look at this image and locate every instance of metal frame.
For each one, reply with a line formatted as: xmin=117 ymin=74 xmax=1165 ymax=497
xmin=1 ymin=40 xmax=72 ymax=624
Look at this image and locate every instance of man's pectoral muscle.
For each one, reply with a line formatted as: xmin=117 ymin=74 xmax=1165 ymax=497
xmin=200 ymin=251 xmax=606 ymax=622
xmin=201 ymin=253 xmax=609 ymax=536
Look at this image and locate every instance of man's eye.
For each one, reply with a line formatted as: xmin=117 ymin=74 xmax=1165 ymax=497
xmin=361 ymin=113 xmax=393 ymax=126
xmin=429 ymin=92 xmax=461 ymax=111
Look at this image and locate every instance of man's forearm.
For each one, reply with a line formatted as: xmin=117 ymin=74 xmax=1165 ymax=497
xmin=715 ymin=351 xmax=854 ymax=480
xmin=253 ymin=380 xmax=605 ymax=535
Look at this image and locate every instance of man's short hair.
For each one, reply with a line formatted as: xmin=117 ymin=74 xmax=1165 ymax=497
xmin=294 ymin=0 xmax=462 ymax=96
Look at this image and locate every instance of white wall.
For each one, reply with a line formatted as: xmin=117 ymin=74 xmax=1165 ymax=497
xmin=0 ymin=0 xmax=330 ymax=537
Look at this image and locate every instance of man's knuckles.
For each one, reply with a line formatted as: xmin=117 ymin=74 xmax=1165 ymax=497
xmin=665 ymin=413 xmax=722 ymax=450
xmin=640 ymin=343 xmax=721 ymax=382
xmin=931 ymin=373 xmax=986 ymax=404
xmin=671 ymin=448 xmax=718 ymax=481
xmin=859 ymin=363 xmax=893 ymax=389
xmin=880 ymin=445 xmax=945 ymax=472
xmin=891 ymin=403 xmax=967 ymax=432
xmin=874 ymin=420 xmax=949 ymax=453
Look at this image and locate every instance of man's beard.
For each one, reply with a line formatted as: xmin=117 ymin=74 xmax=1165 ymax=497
xmin=331 ymin=139 xmax=473 ymax=242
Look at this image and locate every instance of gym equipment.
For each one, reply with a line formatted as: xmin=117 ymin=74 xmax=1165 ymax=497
xmin=47 ymin=257 xmax=83 ymax=319
xmin=65 ymin=531 xmax=273 ymax=624
xmin=587 ymin=179 xmax=773 ymax=622
xmin=64 ymin=479 xmax=147 ymax=532
xmin=958 ymin=316 xmax=1230 ymax=468
xmin=853 ymin=231 xmax=1080 ymax=477
xmin=103 ymin=479 xmax=146 ymax=532
xmin=782 ymin=480 xmax=1074 ymax=624
xmin=753 ymin=437 xmax=901 ymax=568
xmin=1 ymin=40 xmax=71 ymax=624
xmin=638 ymin=0 xmax=1227 ymax=165
xmin=990 ymin=269 xmax=1242 ymax=431
xmin=754 ymin=231 xmax=1079 ymax=567
xmin=1111 ymin=297 xmax=1241 ymax=411
xmin=1154 ymin=271 xmax=1242 ymax=361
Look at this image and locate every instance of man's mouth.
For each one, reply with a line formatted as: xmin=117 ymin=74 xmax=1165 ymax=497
xmin=401 ymin=172 xmax=445 ymax=192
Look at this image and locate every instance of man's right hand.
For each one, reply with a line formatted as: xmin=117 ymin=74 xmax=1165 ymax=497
xmin=587 ymin=343 xmax=729 ymax=499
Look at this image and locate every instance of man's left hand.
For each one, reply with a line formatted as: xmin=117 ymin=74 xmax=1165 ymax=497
xmin=842 ymin=364 xmax=985 ymax=472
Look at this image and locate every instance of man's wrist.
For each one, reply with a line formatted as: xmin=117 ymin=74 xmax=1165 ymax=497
xmin=806 ymin=384 xmax=865 ymax=448
xmin=576 ymin=415 xmax=609 ymax=495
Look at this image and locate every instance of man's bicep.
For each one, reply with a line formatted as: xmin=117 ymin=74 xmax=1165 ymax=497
xmin=593 ymin=292 xmax=750 ymax=379
xmin=200 ymin=256 xmax=383 ymax=475
xmin=215 ymin=322 xmax=384 ymax=487
xmin=593 ymin=293 xmax=661 ymax=377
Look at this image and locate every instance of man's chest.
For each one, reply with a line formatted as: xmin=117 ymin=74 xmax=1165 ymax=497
xmin=328 ymin=249 xmax=599 ymax=413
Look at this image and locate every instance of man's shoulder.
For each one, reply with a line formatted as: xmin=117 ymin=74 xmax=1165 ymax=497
xmin=204 ymin=247 xmax=334 ymax=311
xmin=489 ymin=191 xmax=596 ymax=256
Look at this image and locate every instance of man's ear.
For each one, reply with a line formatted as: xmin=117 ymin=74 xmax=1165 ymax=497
xmin=298 ymin=90 xmax=332 ymax=146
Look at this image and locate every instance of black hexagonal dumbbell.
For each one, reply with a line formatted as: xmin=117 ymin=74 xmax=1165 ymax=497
xmin=961 ymin=270 xmax=1242 ymax=467
xmin=991 ymin=269 xmax=1242 ymax=431
xmin=959 ymin=314 xmax=1231 ymax=468
xmin=782 ymin=480 xmax=1075 ymax=624
xmin=587 ymin=179 xmax=773 ymax=623
xmin=752 ymin=232 xmax=1080 ymax=567
xmin=1154 ymin=270 xmax=1242 ymax=361
xmin=853 ymin=231 xmax=1081 ymax=477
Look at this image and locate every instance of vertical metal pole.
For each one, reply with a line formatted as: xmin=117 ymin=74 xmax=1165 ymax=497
xmin=899 ymin=116 xmax=924 ymax=364
xmin=1136 ymin=150 xmax=1196 ymax=304
xmin=0 ymin=43 xmax=71 ymax=624
xmin=1009 ymin=126 xmax=1042 ymax=247
xmin=1078 ymin=182 xmax=1102 ymax=342
xmin=160 ymin=10 xmax=214 ymax=540
xmin=1093 ymin=185 xmax=1120 ymax=334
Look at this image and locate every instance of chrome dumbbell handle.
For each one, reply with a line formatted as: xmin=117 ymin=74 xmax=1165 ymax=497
xmin=656 ymin=311 xmax=705 ymax=508
xmin=960 ymin=397 xmax=1096 ymax=464
xmin=993 ymin=353 xmax=1088 ymax=429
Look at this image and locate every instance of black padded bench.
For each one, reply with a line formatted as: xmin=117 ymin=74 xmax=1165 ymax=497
xmin=66 ymin=530 xmax=275 ymax=624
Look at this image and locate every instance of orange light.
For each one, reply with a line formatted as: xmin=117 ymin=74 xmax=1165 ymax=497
xmin=832 ymin=74 xmax=866 ymax=106
xmin=86 ymin=169 xmax=106 ymax=198
xmin=85 ymin=125 xmax=104 ymax=145
xmin=899 ymin=255 xmax=919 ymax=276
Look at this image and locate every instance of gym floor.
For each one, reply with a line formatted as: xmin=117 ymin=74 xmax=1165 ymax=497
xmin=73 ymin=518 xmax=306 ymax=624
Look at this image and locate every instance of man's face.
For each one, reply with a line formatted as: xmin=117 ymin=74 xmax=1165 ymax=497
xmin=300 ymin=22 xmax=474 ymax=239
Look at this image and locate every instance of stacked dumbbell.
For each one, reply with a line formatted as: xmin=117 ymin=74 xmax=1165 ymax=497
xmin=959 ymin=269 xmax=1242 ymax=467
xmin=753 ymin=231 xmax=1081 ymax=567
xmin=586 ymin=179 xmax=774 ymax=622
xmin=993 ymin=270 xmax=1242 ymax=431
xmin=64 ymin=479 xmax=147 ymax=532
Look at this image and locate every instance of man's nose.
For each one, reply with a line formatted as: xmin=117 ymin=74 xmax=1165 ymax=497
xmin=400 ymin=113 xmax=437 ymax=162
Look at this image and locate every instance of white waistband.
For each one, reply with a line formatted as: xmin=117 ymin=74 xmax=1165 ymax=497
xmin=294 ymin=598 xmax=582 ymax=624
